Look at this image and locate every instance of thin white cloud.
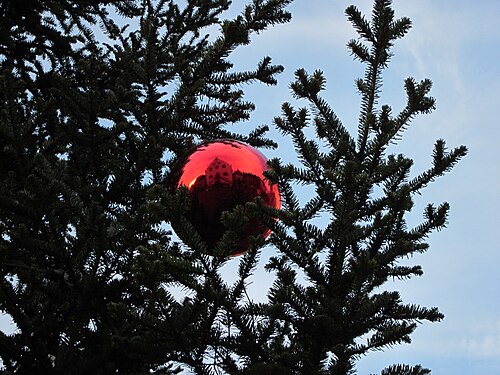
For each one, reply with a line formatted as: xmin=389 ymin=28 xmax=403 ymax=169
xmin=399 ymin=317 xmax=500 ymax=359
xmin=457 ymin=318 xmax=500 ymax=358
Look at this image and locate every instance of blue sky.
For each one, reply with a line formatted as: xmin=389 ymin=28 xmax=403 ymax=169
xmin=222 ymin=0 xmax=499 ymax=373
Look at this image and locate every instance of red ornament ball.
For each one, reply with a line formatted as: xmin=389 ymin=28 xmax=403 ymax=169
xmin=169 ymin=140 xmax=280 ymax=255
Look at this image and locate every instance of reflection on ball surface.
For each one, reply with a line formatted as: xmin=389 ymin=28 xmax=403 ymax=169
xmin=169 ymin=140 xmax=280 ymax=255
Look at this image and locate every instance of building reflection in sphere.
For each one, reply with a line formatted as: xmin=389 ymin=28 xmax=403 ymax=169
xmin=171 ymin=140 xmax=280 ymax=254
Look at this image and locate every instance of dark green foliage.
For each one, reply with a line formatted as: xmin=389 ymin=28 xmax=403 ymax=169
xmin=380 ymin=364 xmax=431 ymax=375
xmin=0 ymin=0 xmax=292 ymax=373
xmin=255 ymin=1 xmax=467 ymax=374
xmin=0 ymin=0 xmax=466 ymax=374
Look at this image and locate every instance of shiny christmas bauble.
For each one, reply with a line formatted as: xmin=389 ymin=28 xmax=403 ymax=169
xmin=169 ymin=140 xmax=280 ymax=255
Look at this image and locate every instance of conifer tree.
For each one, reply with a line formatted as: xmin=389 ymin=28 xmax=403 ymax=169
xmin=254 ymin=2 xmax=468 ymax=374
xmin=0 ymin=1 xmax=466 ymax=375
xmin=0 ymin=0 xmax=291 ymax=373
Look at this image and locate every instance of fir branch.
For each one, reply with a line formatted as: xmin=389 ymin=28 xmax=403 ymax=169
xmin=381 ymin=364 xmax=431 ymax=375
xmin=290 ymin=69 xmax=355 ymax=154
xmin=347 ymin=0 xmax=413 ymax=157
xmin=345 ymin=5 xmax=374 ymax=42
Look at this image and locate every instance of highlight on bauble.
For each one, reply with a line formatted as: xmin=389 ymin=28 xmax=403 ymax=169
xmin=168 ymin=140 xmax=280 ymax=256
